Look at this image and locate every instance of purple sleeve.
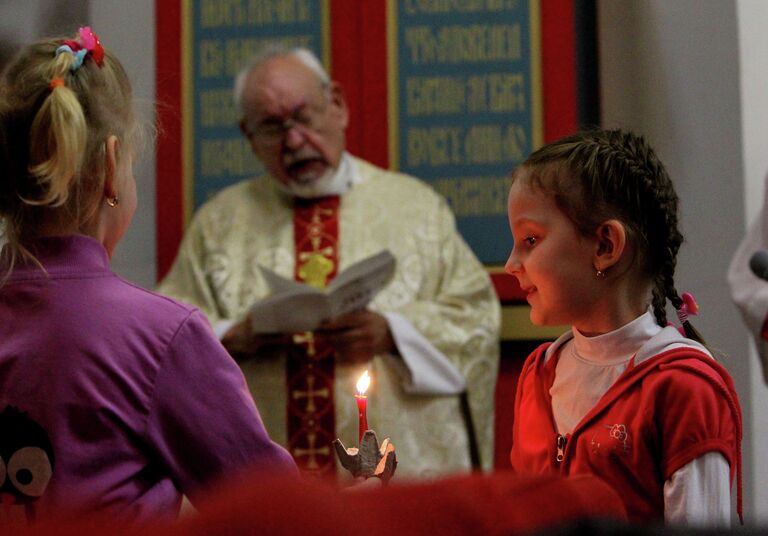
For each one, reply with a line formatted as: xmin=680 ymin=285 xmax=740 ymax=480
xmin=144 ymin=310 xmax=297 ymax=502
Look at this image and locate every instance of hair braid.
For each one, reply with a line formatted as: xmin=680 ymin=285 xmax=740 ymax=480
xmin=648 ymin=178 xmax=683 ymax=327
xmin=608 ymin=133 xmax=708 ymax=345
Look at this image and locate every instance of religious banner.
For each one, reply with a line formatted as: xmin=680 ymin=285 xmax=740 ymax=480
xmin=388 ymin=0 xmax=541 ymax=264
xmin=156 ymin=0 xmax=596 ymax=277
xmin=187 ymin=0 xmax=328 ymax=217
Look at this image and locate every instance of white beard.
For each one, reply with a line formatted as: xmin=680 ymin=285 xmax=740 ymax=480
xmin=277 ymin=167 xmax=337 ymax=198
xmin=273 ymin=153 xmax=355 ymax=199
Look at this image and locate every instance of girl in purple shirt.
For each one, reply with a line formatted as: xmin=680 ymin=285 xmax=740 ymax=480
xmin=0 ymin=28 xmax=296 ymax=525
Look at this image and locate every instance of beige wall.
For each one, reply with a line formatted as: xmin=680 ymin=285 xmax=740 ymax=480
xmin=0 ymin=0 xmax=156 ymax=286
xmin=91 ymin=0 xmax=157 ymax=287
xmin=599 ymin=0 xmax=767 ymax=523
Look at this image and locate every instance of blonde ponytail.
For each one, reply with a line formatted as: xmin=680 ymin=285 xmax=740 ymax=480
xmin=25 ymin=53 xmax=87 ymax=207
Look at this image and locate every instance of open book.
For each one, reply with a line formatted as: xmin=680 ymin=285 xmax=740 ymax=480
xmin=249 ymin=250 xmax=396 ymax=334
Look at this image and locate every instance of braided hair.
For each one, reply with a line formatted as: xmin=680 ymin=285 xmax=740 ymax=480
xmin=513 ymin=129 xmax=704 ymax=343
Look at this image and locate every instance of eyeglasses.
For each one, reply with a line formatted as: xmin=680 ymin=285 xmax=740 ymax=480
xmin=244 ymin=94 xmax=330 ymax=147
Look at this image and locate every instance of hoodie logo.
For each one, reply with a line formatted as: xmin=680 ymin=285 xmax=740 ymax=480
xmin=590 ymin=423 xmax=631 ymax=457
xmin=0 ymin=406 xmax=55 ymax=525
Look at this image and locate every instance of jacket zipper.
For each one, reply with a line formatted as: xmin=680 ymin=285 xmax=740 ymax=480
xmin=555 ymin=434 xmax=567 ymax=463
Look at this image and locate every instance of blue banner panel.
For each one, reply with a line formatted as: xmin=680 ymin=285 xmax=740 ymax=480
xmin=391 ymin=0 xmax=541 ymax=264
xmin=190 ymin=0 xmax=325 ymax=208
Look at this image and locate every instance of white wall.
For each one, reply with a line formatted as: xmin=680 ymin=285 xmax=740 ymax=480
xmin=0 ymin=0 xmax=157 ymax=288
xmin=599 ymin=0 xmax=766 ymax=524
xmin=735 ymin=0 xmax=768 ymax=523
xmin=0 ymin=0 xmax=87 ymax=51
xmin=91 ymin=0 xmax=157 ymax=287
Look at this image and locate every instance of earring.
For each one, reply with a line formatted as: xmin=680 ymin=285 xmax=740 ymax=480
xmin=106 ymin=195 xmax=119 ymax=207
xmin=596 ymin=269 xmax=606 ymax=278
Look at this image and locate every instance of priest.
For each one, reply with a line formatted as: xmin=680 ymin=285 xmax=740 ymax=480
xmin=158 ymin=45 xmax=501 ymax=479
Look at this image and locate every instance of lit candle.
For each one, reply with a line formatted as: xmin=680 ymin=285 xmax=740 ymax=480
xmin=355 ymin=370 xmax=370 ymax=443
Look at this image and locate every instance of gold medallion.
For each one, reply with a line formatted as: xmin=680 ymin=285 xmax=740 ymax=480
xmin=299 ymin=253 xmax=335 ymax=288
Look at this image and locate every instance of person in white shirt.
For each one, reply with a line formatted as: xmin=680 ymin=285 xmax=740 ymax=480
xmin=505 ymin=129 xmax=742 ymax=526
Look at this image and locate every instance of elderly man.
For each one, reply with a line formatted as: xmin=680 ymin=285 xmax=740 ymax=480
xmin=158 ymin=45 xmax=500 ymax=479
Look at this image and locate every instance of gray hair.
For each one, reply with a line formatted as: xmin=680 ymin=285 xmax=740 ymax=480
xmin=233 ymin=44 xmax=330 ymax=117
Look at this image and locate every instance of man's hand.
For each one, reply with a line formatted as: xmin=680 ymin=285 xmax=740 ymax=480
xmin=221 ymin=318 xmax=291 ymax=359
xmin=316 ymin=310 xmax=395 ymax=363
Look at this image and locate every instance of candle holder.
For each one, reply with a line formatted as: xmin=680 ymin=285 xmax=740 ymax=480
xmin=333 ymin=430 xmax=397 ymax=483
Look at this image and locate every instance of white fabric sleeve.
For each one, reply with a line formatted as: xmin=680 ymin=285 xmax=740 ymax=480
xmin=382 ymin=311 xmax=466 ymax=395
xmin=664 ymin=451 xmax=731 ymax=527
xmin=213 ymin=318 xmax=236 ymax=340
xmin=219 ymin=313 xmax=468 ymax=397
xmin=727 ymin=209 xmax=768 ymax=336
xmin=728 ymin=173 xmax=768 ymax=383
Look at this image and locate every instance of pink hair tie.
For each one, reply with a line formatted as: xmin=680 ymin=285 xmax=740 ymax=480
xmin=49 ymin=78 xmax=65 ymax=90
xmin=676 ymin=292 xmax=699 ymax=325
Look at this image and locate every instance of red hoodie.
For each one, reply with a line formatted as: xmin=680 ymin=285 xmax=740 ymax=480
xmin=510 ymin=340 xmax=743 ymax=523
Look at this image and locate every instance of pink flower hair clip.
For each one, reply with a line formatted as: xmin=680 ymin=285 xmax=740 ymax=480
xmin=57 ymin=26 xmax=105 ymax=70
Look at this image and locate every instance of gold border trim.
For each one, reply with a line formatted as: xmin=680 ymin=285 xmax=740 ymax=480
xmin=321 ymin=0 xmax=330 ymax=71
xmin=386 ymin=0 xmax=399 ymax=170
xmin=181 ymin=0 xmax=193 ymax=227
xmin=529 ymin=0 xmax=543 ymax=149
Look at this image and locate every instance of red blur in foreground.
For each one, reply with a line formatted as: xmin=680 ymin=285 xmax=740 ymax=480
xmin=12 ymin=471 xmax=626 ymax=535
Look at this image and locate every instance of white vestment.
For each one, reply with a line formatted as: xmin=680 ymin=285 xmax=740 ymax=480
xmin=728 ymin=172 xmax=768 ymax=384
xmin=158 ymin=154 xmax=501 ymax=477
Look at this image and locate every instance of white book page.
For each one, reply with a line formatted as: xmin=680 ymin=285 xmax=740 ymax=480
xmin=248 ymin=250 xmax=395 ymax=333
xmin=249 ymin=290 xmax=331 ymax=333
xmin=327 ymin=251 xmax=396 ymax=317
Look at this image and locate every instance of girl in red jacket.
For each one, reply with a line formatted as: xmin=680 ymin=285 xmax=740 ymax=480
xmin=505 ymin=129 xmax=742 ymax=526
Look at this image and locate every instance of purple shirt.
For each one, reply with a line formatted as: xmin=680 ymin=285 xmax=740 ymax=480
xmin=0 ymin=235 xmax=296 ymax=523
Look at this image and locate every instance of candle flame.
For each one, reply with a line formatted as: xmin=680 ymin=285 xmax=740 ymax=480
xmin=356 ymin=370 xmax=370 ymax=395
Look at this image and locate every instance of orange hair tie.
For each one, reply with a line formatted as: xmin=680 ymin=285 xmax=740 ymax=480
xmin=49 ymin=78 xmax=65 ymax=90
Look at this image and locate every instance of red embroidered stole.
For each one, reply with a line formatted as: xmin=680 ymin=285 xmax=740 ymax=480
xmin=287 ymin=195 xmax=340 ymax=476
